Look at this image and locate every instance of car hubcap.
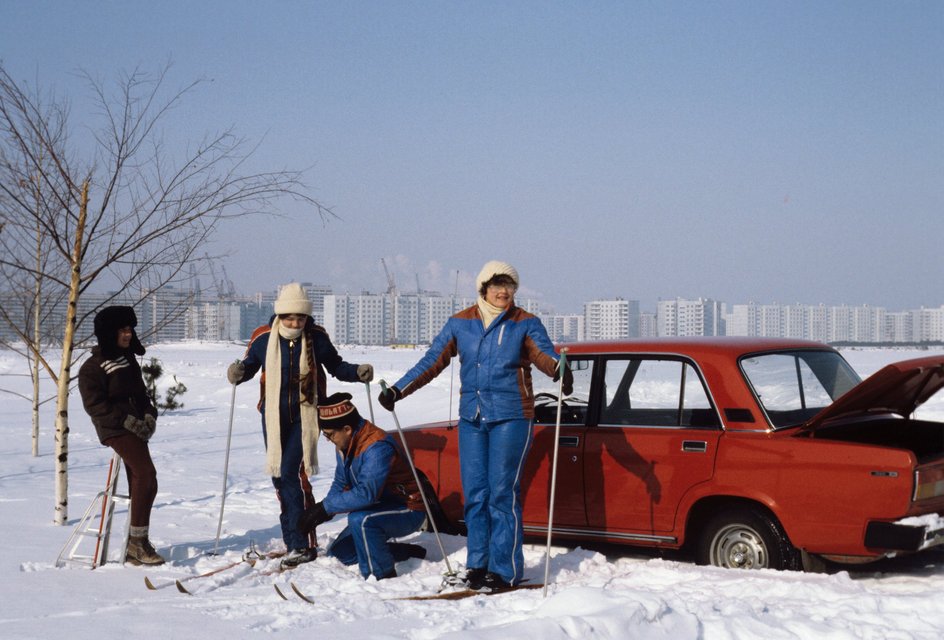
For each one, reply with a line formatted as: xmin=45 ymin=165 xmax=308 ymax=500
xmin=711 ymin=524 xmax=769 ymax=569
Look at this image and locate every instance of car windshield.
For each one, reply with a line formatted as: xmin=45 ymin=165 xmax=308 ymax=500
xmin=740 ymin=350 xmax=861 ymax=429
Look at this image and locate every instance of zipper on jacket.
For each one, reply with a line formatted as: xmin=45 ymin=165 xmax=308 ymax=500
xmin=498 ymin=324 xmax=506 ymax=345
xmin=288 ymin=339 xmax=296 ymax=422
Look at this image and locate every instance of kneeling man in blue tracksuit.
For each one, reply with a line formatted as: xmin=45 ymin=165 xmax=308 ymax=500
xmin=297 ymin=393 xmax=427 ymax=580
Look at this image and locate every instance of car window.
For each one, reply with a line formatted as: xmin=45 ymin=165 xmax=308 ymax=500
xmin=599 ymin=357 xmax=719 ymax=428
xmin=741 ymin=350 xmax=860 ymax=428
xmin=532 ymin=356 xmax=593 ymax=425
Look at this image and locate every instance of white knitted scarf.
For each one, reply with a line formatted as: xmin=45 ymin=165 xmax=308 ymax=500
xmin=264 ymin=317 xmax=320 ymax=478
xmin=477 ymin=297 xmax=506 ymax=330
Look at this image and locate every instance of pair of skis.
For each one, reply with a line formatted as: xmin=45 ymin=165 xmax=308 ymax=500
xmin=144 ymin=548 xmax=544 ymax=602
xmin=144 ymin=547 xmax=288 ymax=594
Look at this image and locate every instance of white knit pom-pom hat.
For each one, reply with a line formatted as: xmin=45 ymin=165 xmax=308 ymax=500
xmin=273 ymin=282 xmax=313 ymax=316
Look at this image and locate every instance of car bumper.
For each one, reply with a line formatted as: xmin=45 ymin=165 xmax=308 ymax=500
xmin=864 ymin=513 xmax=944 ymax=552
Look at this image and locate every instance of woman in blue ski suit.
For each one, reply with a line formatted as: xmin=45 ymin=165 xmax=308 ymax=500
xmin=378 ymin=261 xmax=567 ymax=590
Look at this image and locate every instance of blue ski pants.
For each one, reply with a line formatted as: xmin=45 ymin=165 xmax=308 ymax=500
xmin=458 ymin=416 xmax=533 ymax=585
xmin=327 ymin=501 xmax=426 ymax=579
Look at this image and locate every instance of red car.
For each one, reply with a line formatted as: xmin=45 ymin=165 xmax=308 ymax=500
xmin=403 ymin=338 xmax=944 ymax=571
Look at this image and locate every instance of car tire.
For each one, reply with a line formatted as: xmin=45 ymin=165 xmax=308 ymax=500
xmin=696 ymin=507 xmax=799 ymax=571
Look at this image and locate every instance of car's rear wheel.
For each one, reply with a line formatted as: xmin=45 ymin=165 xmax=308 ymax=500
xmin=696 ymin=507 xmax=799 ymax=571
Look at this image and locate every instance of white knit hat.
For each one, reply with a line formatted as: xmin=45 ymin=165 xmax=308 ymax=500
xmin=273 ymin=282 xmax=313 ymax=316
xmin=476 ymin=260 xmax=519 ymax=293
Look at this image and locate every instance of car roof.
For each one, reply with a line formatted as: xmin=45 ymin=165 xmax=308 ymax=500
xmin=555 ymin=337 xmax=834 ymax=358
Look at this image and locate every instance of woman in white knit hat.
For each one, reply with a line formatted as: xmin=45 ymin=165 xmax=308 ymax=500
xmin=227 ymin=283 xmax=374 ymax=568
xmin=379 ymin=261 xmax=569 ymax=591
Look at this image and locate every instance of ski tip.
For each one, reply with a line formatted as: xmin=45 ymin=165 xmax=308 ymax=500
xmin=273 ymin=583 xmax=288 ymax=600
xmin=290 ymin=582 xmax=315 ymax=604
xmin=175 ymin=579 xmax=192 ymax=595
xmin=144 ymin=576 xmax=158 ymax=590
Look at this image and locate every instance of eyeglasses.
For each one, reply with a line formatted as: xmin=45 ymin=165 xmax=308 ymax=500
xmin=487 ymin=282 xmax=517 ymax=292
xmin=322 ymin=429 xmax=344 ymax=442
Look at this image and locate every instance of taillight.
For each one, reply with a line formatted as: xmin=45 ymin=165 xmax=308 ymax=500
xmin=914 ymin=467 xmax=944 ymax=501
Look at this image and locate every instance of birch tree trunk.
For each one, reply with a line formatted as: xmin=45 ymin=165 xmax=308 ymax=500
xmin=53 ymin=181 xmax=87 ymax=525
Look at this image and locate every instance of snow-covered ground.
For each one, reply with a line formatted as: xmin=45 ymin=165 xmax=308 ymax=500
xmin=2 ymin=343 xmax=944 ymax=639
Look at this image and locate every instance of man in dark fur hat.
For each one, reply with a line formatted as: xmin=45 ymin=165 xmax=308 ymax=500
xmin=78 ymin=305 xmax=165 ymax=565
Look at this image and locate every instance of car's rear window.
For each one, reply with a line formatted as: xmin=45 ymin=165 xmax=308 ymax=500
xmin=741 ymin=350 xmax=860 ymax=429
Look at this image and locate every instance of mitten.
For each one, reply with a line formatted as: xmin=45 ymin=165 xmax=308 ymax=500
xmin=357 ymin=364 xmax=374 ymax=383
xmin=378 ymin=386 xmax=401 ymax=412
xmin=227 ymin=361 xmax=245 ymax=384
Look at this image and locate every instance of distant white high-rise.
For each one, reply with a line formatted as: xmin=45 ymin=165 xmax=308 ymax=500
xmin=657 ymin=298 xmax=723 ymax=337
xmin=583 ymin=298 xmax=639 ymax=340
xmin=543 ymin=314 xmax=585 ymax=342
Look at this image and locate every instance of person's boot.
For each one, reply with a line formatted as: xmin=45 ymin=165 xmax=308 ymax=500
xmin=389 ymin=542 xmax=427 ymax=562
xmin=125 ymin=536 xmax=166 ymax=566
xmin=280 ymin=547 xmax=317 ymax=569
xmin=475 ymin=571 xmax=511 ymax=593
xmin=462 ymin=567 xmax=487 ymax=590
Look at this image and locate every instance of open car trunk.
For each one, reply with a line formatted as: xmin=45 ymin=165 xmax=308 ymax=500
xmin=797 ymin=355 xmax=944 ymax=462
xmin=805 ymin=415 xmax=944 ymax=463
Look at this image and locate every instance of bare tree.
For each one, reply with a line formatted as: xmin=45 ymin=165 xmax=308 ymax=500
xmin=0 ymin=63 xmax=329 ymax=524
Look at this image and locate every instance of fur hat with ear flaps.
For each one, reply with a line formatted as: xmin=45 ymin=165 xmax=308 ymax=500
xmin=93 ymin=305 xmax=145 ymax=357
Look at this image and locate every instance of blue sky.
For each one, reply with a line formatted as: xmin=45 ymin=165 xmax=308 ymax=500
xmin=2 ymin=1 xmax=941 ymax=313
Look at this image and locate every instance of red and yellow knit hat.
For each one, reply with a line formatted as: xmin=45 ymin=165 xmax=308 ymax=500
xmin=317 ymin=393 xmax=361 ymax=430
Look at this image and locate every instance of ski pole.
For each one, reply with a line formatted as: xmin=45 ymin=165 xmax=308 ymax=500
xmin=543 ymin=349 xmax=568 ymax=597
xmin=213 ymin=364 xmax=239 ymax=555
xmin=365 ymin=381 xmax=375 ymax=424
xmin=379 ymin=380 xmax=456 ymax=580
xmin=447 ymin=269 xmax=459 ymax=423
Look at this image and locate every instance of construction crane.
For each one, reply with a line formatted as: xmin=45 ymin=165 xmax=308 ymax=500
xmin=381 ymin=258 xmax=397 ymax=296
xmin=220 ymin=264 xmax=236 ymax=298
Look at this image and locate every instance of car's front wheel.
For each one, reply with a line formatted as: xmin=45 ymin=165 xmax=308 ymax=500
xmin=696 ymin=507 xmax=799 ymax=571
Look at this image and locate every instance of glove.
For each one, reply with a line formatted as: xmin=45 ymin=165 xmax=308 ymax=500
xmin=357 ymin=363 xmax=374 ymax=383
xmin=378 ymin=386 xmax=401 ymax=412
xmin=123 ymin=414 xmax=152 ymax=442
xmin=143 ymin=414 xmax=157 ymax=439
xmin=297 ymin=501 xmax=330 ymax=534
xmin=554 ymin=363 xmax=574 ymax=397
xmin=227 ymin=361 xmax=245 ymax=384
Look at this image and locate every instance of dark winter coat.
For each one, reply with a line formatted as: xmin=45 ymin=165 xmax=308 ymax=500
xmin=322 ymin=419 xmax=424 ymax=515
xmin=78 ymin=346 xmax=157 ymax=445
xmin=393 ymin=304 xmax=560 ymax=422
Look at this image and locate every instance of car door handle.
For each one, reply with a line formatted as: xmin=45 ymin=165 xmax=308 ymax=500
xmin=559 ymin=436 xmax=580 ymax=448
xmin=681 ymin=440 xmax=708 ymax=453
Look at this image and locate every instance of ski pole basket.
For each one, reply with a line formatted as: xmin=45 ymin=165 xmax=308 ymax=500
xmin=55 ymin=452 xmax=131 ymax=569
